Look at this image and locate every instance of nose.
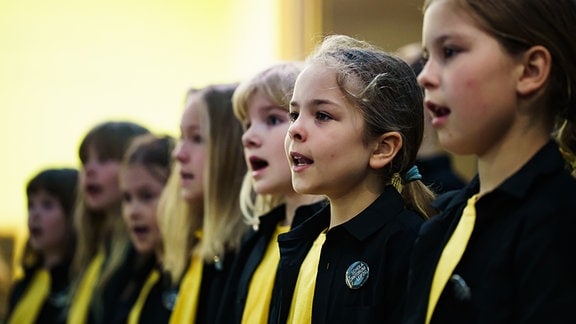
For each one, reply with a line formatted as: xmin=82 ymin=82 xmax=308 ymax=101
xmin=417 ymin=58 xmax=437 ymax=90
xmin=124 ymin=199 xmax=142 ymax=220
xmin=287 ymin=118 xmax=305 ymax=143
xmin=173 ymin=141 xmax=188 ymax=163
xmin=83 ymin=159 xmax=97 ymax=176
xmin=242 ymin=125 xmax=261 ymax=148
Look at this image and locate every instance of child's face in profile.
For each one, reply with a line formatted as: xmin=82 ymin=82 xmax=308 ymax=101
xmin=242 ymin=89 xmax=294 ymax=196
xmin=174 ymin=95 xmax=206 ymax=203
xmin=419 ymin=0 xmax=522 ymax=157
xmin=285 ymin=63 xmax=374 ymax=200
xmin=28 ymin=190 xmax=69 ymax=256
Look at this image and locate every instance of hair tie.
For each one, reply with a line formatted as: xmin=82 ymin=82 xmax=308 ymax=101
xmin=403 ymin=165 xmax=422 ymax=183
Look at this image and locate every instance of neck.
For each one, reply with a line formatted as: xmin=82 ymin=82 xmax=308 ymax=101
xmin=42 ymin=250 xmax=64 ymax=269
xmin=328 ymin=177 xmax=383 ymax=229
xmin=282 ymin=193 xmax=325 ymax=226
xmin=477 ymin=127 xmax=549 ymax=197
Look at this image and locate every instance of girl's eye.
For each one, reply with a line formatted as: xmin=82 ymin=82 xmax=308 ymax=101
xmin=288 ymin=111 xmax=299 ymax=122
xmin=442 ymin=47 xmax=458 ymax=59
xmin=267 ymin=114 xmax=286 ymax=126
xmin=139 ymin=191 xmax=156 ymax=202
xmin=123 ymin=192 xmax=132 ymax=203
xmin=192 ymin=135 xmax=203 ymax=144
xmin=316 ymin=111 xmax=332 ymax=121
xmin=41 ymin=200 xmax=55 ymax=210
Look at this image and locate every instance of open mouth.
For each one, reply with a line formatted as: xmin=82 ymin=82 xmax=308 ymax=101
xmin=86 ymin=184 xmax=102 ymax=195
xmin=249 ymin=156 xmax=269 ymax=171
xmin=426 ymin=101 xmax=451 ymax=118
xmin=132 ymin=225 xmax=150 ymax=235
xmin=180 ymin=171 xmax=194 ymax=180
xmin=290 ymin=152 xmax=313 ymax=166
xmin=30 ymin=228 xmax=42 ymax=237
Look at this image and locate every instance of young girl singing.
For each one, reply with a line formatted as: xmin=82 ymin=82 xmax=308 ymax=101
xmin=404 ymin=0 xmax=576 ymax=322
xmin=271 ymin=34 xmax=436 ymax=323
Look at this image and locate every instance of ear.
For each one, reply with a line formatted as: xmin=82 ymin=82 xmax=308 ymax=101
xmin=369 ymin=132 xmax=403 ymax=169
xmin=516 ymin=45 xmax=551 ymax=96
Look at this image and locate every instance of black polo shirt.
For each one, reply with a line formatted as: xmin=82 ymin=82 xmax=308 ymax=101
xmin=404 ymin=140 xmax=576 ymax=323
xmin=216 ymin=200 xmax=326 ymax=324
xmin=8 ymin=260 xmax=71 ymax=324
xmin=269 ymin=186 xmax=424 ymax=323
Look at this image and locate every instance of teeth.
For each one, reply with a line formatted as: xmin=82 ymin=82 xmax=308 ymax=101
xmin=294 ymin=155 xmax=307 ymax=166
xmin=294 ymin=156 xmax=302 ymax=165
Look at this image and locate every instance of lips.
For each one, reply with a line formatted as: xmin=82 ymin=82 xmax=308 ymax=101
xmin=29 ymin=227 xmax=42 ymax=237
xmin=132 ymin=225 xmax=150 ymax=235
xmin=249 ymin=156 xmax=269 ymax=171
xmin=180 ymin=171 xmax=194 ymax=180
xmin=425 ymin=101 xmax=451 ymax=118
xmin=86 ymin=184 xmax=102 ymax=195
xmin=290 ymin=152 xmax=313 ymax=167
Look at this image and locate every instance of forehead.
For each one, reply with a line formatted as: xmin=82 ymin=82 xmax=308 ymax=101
xmin=293 ymin=63 xmax=340 ymax=96
xmin=423 ymin=0 xmax=479 ymax=38
xmin=181 ymin=98 xmax=206 ymax=126
xmin=28 ymin=190 xmax=62 ymax=208
xmin=120 ymin=164 xmax=164 ymax=186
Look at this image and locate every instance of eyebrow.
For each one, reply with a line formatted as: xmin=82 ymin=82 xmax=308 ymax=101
xmin=262 ymin=105 xmax=287 ymax=113
xmin=290 ymin=98 xmax=335 ymax=109
xmin=182 ymin=124 xmax=201 ymax=132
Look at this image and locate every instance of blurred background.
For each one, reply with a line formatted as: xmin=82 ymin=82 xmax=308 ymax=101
xmin=0 ymin=0 xmax=475 ymax=317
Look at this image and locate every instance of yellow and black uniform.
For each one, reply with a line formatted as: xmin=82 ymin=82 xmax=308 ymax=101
xmin=269 ymin=186 xmax=424 ymax=323
xmin=68 ymin=244 xmax=155 ymax=324
xmin=7 ymin=261 xmax=71 ymax=324
xmin=404 ymin=141 xmax=576 ymax=323
xmin=215 ymin=201 xmax=325 ymax=324
xmin=168 ymin=249 xmax=236 ymax=324
xmin=126 ymin=266 xmax=174 ymax=324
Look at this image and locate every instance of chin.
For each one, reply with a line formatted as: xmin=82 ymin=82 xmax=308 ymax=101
xmin=293 ymin=184 xmax=315 ymax=195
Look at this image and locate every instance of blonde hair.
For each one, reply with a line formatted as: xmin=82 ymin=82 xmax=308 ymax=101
xmin=157 ymin=165 xmax=196 ymax=283
xmin=161 ymin=84 xmax=248 ymax=284
xmin=232 ymin=62 xmax=304 ymax=227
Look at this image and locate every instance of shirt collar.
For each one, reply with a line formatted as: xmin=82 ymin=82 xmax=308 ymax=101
xmin=435 ymin=140 xmax=566 ymax=212
xmin=338 ymin=185 xmax=407 ymax=241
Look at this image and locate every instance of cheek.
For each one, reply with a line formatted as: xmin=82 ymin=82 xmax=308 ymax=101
xmin=46 ymin=214 xmax=68 ymax=238
xmin=103 ymin=168 xmax=120 ymax=186
xmin=145 ymin=202 xmax=160 ymax=225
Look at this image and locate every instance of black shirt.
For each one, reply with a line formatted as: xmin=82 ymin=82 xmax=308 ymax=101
xmin=216 ymin=201 xmax=326 ymax=324
xmin=269 ymin=186 xmax=424 ymax=324
xmin=8 ymin=260 xmax=71 ymax=324
xmin=404 ymin=140 xmax=576 ymax=323
xmin=416 ymin=154 xmax=467 ymax=194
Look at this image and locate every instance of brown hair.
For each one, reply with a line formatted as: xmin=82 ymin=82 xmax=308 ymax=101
xmin=307 ymin=34 xmax=436 ymax=218
xmin=423 ymin=0 xmax=576 ymax=175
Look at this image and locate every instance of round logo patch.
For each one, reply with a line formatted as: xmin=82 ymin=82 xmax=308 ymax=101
xmin=345 ymin=261 xmax=370 ymax=289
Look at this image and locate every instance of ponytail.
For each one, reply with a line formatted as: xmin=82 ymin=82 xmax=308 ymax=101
xmin=392 ymin=166 xmax=437 ymax=219
xmin=557 ymin=119 xmax=576 ymax=177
